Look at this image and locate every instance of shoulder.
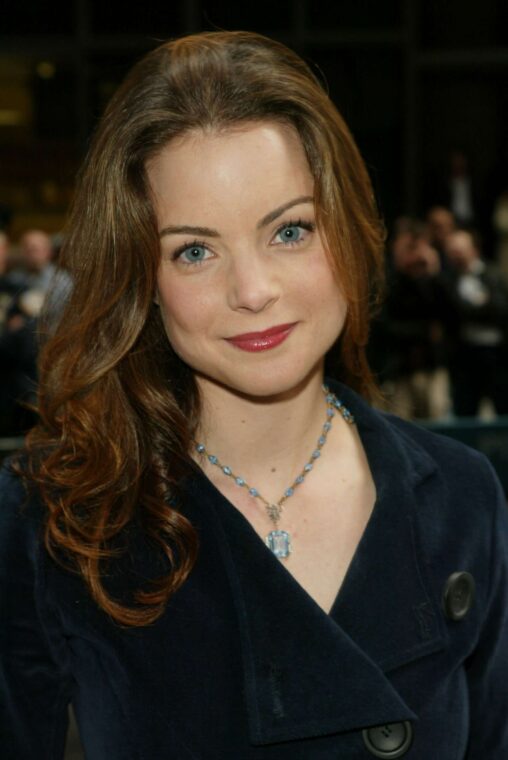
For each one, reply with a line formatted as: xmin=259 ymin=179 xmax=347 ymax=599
xmin=372 ymin=411 xmax=506 ymax=573
xmin=383 ymin=411 xmax=496 ymax=485
xmin=0 ymin=457 xmax=46 ymax=562
xmin=0 ymin=457 xmax=29 ymax=509
xmin=0 ymin=455 xmax=38 ymax=504
xmin=382 ymin=411 xmax=504 ymax=527
xmin=333 ymin=379 xmax=503 ymax=509
xmin=359 ymin=406 xmax=508 ymax=603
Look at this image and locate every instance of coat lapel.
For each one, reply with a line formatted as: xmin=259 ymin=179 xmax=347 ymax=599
xmin=330 ymin=383 xmax=448 ymax=673
xmin=200 ymin=479 xmax=417 ymax=745
xmin=185 ymin=382 xmax=447 ymax=745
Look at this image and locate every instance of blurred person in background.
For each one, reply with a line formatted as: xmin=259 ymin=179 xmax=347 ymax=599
xmin=431 ymin=150 xmax=478 ymax=230
xmin=426 ymin=206 xmax=456 ymax=266
xmin=443 ymin=229 xmax=508 ymax=416
xmin=492 ymin=188 xmax=508 ymax=282
xmin=8 ymin=228 xmax=71 ymax=326
xmin=0 ymin=288 xmax=42 ymax=436
xmin=447 ymin=150 xmax=476 ymax=229
xmin=0 ymin=231 xmax=19 ymax=327
xmin=0 ymin=231 xmax=9 ymax=267
xmin=9 ymin=229 xmax=57 ymax=292
xmin=374 ymin=217 xmax=451 ymax=419
xmin=0 ymin=230 xmax=70 ymax=436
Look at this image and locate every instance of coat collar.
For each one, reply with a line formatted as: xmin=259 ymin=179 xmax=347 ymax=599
xmin=185 ymin=383 xmax=447 ymax=744
xmin=328 ymin=382 xmax=447 ymax=671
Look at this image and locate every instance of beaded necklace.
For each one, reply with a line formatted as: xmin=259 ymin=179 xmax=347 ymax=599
xmin=195 ymin=385 xmax=354 ymax=559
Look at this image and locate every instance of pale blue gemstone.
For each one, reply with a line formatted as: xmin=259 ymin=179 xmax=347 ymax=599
xmin=326 ymin=409 xmax=335 ymax=417
xmin=295 ymin=475 xmax=305 ymax=484
xmin=312 ymin=450 xmax=321 ymax=459
xmin=235 ymin=477 xmax=245 ymax=486
xmin=334 ymin=398 xmax=343 ymax=408
xmin=223 ymin=466 xmax=232 ymax=475
xmin=249 ymin=487 xmax=259 ymax=497
xmin=266 ymin=530 xmax=292 ymax=559
xmin=323 ymin=421 xmax=332 ymax=431
xmin=318 ymin=435 xmax=326 ymax=445
xmin=196 ymin=443 xmax=205 ymax=453
xmin=304 ymin=463 xmax=313 ymax=472
xmin=208 ymin=455 xmax=218 ymax=464
xmin=284 ymin=487 xmax=294 ymax=497
xmin=326 ymin=394 xmax=334 ymax=403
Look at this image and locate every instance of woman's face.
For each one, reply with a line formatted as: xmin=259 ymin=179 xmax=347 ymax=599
xmin=148 ymin=121 xmax=347 ymax=399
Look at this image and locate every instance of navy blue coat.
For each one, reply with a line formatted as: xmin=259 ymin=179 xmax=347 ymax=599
xmin=1 ymin=382 xmax=508 ymax=759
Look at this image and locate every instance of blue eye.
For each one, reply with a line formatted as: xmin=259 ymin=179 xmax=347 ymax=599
xmin=176 ymin=243 xmax=210 ymax=265
xmin=273 ymin=219 xmax=314 ymax=247
xmin=278 ymin=225 xmax=303 ymax=243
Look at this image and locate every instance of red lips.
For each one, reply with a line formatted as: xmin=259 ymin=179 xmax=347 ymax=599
xmin=225 ymin=323 xmax=296 ymax=352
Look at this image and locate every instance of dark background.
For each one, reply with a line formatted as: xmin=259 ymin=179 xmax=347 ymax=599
xmin=1 ymin=0 xmax=508 ymax=242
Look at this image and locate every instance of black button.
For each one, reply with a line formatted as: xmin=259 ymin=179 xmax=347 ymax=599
xmin=442 ymin=571 xmax=476 ymax=621
xmin=362 ymin=721 xmax=413 ymax=758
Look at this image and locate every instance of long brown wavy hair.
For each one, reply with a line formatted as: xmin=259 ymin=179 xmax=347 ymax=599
xmin=17 ymin=31 xmax=385 ymax=626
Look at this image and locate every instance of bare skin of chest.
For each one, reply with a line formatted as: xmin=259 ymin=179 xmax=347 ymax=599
xmin=204 ymin=423 xmax=376 ymax=614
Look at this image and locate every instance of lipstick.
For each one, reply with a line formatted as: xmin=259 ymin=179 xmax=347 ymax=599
xmin=226 ymin=323 xmax=296 ymax=352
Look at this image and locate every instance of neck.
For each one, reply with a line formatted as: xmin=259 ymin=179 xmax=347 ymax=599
xmin=195 ymin=368 xmax=330 ymax=495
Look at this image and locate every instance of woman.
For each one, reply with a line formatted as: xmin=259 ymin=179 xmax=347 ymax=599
xmin=1 ymin=31 xmax=507 ymax=759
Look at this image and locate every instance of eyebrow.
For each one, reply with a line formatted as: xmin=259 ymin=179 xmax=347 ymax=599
xmin=158 ymin=195 xmax=314 ymax=239
xmin=159 ymin=224 xmax=220 ymax=238
xmin=257 ymin=195 xmax=314 ymax=229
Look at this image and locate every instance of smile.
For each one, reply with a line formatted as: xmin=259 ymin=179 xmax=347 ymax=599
xmin=225 ymin=323 xmax=296 ymax=352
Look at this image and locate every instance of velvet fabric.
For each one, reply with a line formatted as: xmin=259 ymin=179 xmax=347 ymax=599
xmin=1 ymin=381 xmax=507 ymax=759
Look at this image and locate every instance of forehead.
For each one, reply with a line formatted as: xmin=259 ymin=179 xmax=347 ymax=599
xmin=448 ymin=232 xmax=472 ymax=248
xmin=146 ymin=121 xmax=314 ymax=223
xmin=23 ymin=232 xmax=49 ymax=247
xmin=430 ymin=211 xmax=453 ymax=226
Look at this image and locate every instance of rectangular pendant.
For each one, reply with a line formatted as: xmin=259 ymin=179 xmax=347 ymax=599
xmin=265 ymin=530 xmax=292 ymax=559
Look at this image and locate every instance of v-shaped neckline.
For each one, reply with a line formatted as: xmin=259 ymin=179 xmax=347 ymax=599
xmin=187 ymin=384 xmax=387 ymax=618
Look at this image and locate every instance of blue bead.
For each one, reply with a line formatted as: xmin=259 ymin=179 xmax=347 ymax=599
xmin=223 ymin=466 xmax=232 ymax=475
xmin=285 ymin=487 xmax=294 ymax=497
xmin=326 ymin=409 xmax=335 ymax=417
xmin=323 ymin=421 xmax=332 ymax=431
xmin=235 ymin=477 xmax=245 ymax=486
xmin=249 ymin=487 xmax=258 ymax=497
xmin=333 ymin=399 xmax=343 ymax=409
xmin=318 ymin=435 xmax=326 ymax=445
xmin=295 ymin=475 xmax=305 ymax=484
xmin=304 ymin=463 xmax=313 ymax=472
xmin=312 ymin=450 xmax=321 ymax=459
xmin=196 ymin=443 xmax=205 ymax=453
xmin=208 ymin=455 xmax=218 ymax=464
xmin=326 ymin=394 xmax=334 ymax=403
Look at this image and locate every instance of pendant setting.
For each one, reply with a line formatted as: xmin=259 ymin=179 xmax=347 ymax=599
xmin=265 ymin=529 xmax=292 ymax=559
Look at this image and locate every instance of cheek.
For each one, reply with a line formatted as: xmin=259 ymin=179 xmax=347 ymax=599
xmin=299 ymin=259 xmax=347 ymax=320
xmin=156 ymin=281 xmax=214 ymax=343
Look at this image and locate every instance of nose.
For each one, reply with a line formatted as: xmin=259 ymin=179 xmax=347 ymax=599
xmin=226 ymin=250 xmax=280 ymax=313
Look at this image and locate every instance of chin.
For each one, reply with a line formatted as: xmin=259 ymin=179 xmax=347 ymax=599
xmin=197 ymin=360 xmax=324 ymax=401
